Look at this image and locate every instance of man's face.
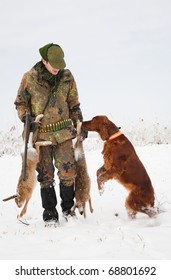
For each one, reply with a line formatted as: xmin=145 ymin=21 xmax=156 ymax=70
xmin=42 ymin=59 xmax=59 ymax=75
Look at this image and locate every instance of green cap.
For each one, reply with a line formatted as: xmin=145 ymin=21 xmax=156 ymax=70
xmin=39 ymin=43 xmax=66 ymax=69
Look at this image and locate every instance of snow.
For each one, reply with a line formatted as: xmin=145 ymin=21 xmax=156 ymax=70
xmin=0 ymin=141 xmax=171 ymax=262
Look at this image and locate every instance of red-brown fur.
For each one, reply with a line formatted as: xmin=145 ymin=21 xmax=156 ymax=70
xmin=82 ymin=115 xmax=156 ymax=218
xmin=74 ymin=139 xmax=93 ymax=218
xmin=3 ymin=115 xmax=52 ymax=219
xmin=15 ymin=139 xmax=52 ymax=218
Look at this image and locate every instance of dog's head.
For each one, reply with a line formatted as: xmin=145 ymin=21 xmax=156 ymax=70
xmin=82 ymin=115 xmax=119 ymax=141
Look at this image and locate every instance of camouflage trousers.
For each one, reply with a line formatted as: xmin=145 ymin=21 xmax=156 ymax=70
xmin=36 ymin=139 xmax=76 ymax=188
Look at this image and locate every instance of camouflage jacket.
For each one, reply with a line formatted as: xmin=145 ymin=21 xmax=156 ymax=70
xmin=14 ymin=61 xmax=83 ymax=144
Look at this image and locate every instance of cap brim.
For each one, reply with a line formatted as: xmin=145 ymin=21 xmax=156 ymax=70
xmin=49 ymin=59 xmax=66 ymax=69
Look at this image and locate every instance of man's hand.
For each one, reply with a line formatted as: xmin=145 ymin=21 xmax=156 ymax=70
xmin=21 ymin=115 xmax=37 ymax=132
xmin=77 ymin=127 xmax=88 ymax=141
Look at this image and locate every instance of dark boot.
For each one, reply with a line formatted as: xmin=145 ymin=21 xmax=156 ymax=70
xmin=60 ymin=181 xmax=75 ymax=217
xmin=40 ymin=185 xmax=59 ymax=222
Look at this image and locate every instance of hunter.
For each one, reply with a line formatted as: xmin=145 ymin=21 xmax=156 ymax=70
xmin=14 ymin=43 xmax=86 ymax=225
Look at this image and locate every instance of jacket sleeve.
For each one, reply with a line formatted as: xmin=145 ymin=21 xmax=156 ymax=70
xmin=14 ymin=74 xmax=31 ymax=122
xmin=66 ymin=71 xmax=83 ymax=126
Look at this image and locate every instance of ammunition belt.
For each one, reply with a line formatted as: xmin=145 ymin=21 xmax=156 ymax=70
xmin=38 ymin=119 xmax=73 ymax=133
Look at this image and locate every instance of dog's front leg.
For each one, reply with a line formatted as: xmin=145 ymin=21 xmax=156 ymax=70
xmin=97 ymin=166 xmax=115 ymax=195
xmin=97 ymin=165 xmax=106 ymax=195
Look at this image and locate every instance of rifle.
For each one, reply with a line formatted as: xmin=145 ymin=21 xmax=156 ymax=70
xmin=22 ymin=89 xmax=31 ymax=181
xmin=22 ymin=111 xmax=31 ymax=180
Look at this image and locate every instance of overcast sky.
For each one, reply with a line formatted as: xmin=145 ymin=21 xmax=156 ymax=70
xmin=0 ymin=0 xmax=171 ymax=133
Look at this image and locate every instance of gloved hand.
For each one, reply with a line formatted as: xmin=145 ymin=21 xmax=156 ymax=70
xmin=80 ymin=127 xmax=88 ymax=140
xmin=21 ymin=115 xmax=38 ymax=132
xmin=77 ymin=127 xmax=88 ymax=141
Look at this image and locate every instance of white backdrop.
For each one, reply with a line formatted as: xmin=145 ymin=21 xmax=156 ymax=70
xmin=0 ymin=0 xmax=171 ymax=133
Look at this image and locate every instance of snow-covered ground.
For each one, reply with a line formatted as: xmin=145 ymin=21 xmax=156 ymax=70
xmin=0 ymin=142 xmax=171 ymax=261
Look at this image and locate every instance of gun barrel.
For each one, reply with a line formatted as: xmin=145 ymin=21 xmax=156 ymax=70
xmin=22 ymin=111 xmax=30 ymax=181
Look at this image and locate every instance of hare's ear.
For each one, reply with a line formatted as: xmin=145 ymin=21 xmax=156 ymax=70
xmin=2 ymin=194 xmax=18 ymax=202
xmin=76 ymin=120 xmax=82 ymax=135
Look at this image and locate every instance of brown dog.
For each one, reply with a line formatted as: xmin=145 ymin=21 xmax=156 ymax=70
xmin=82 ymin=115 xmax=156 ymax=218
